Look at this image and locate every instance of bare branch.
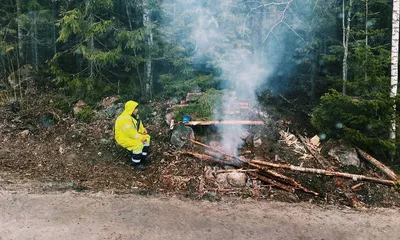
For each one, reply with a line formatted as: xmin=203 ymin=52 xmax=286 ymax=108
xmin=260 ymin=0 xmax=294 ymax=45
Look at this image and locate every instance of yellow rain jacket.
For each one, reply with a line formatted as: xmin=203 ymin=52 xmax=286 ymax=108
xmin=114 ymin=101 xmax=151 ymax=152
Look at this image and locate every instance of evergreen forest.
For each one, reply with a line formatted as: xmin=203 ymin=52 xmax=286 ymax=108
xmin=1 ymin=0 xmax=400 ymax=162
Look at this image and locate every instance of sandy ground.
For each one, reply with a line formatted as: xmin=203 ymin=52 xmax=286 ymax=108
xmin=0 ymin=191 xmax=399 ymax=240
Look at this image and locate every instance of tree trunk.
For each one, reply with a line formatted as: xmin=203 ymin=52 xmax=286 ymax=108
xmin=31 ymin=10 xmax=39 ymax=71
xmin=342 ymin=0 xmax=352 ymax=95
xmin=142 ymin=0 xmax=153 ymax=101
xmin=365 ymin=0 xmax=368 ymax=81
xmin=390 ymin=0 xmax=400 ymax=140
xmin=89 ymin=14 xmax=94 ymax=78
xmin=16 ymin=0 xmax=24 ymax=64
xmin=310 ymin=52 xmax=316 ymax=101
xmin=125 ymin=2 xmax=144 ymax=96
xmin=52 ymin=2 xmax=57 ymax=55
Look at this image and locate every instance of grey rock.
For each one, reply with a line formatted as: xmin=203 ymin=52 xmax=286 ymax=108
xmin=97 ymin=103 xmax=123 ymax=118
xmin=328 ymin=142 xmax=360 ymax=167
xmin=99 ymin=138 xmax=113 ymax=145
xmin=170 ymin=125 xmax=195 ymax=148
xmin=202 ymin=191 xmax=219 ymax=201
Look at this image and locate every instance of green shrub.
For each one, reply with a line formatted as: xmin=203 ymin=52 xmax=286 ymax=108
xmin=50 ymin=95 xmax=72 ymax=114
xmin=174 ymin=88 xmax=224 ymax=121
xmin=159 ymin=74 xmax=218 ymax=98
xmin=139 ymin=105 xmax=155 ymax=121
xmin=311 ymin=89 xmax=395 ymax=159
xmin=76 ymin=106 xmax=95 ymax=123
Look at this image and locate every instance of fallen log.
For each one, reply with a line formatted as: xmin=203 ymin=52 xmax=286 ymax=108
xmin=184 ymin=138 xmax=230 ymax=157
xmin=356 ymin=148 xmax=398 ymax=181
xmin=204 ymin=150 xmax=242 ymax=167
xmin=185 ymin=120 xmax=264 ymax=126
xmin=248 ymin=172 xmax=295 ymax=193
xmin=247 ymin=162 xmax=318 ymax=196
xmin=183 ymin=151 xmax=238 ymax=166
xmin=263 ymin=168 xmax=318 ymax=196
xmin=216 ymin=169 xmax=259 ymax=173
xmin=183 ymin=152 xmax=213 ymax=161
xmin=250 ymin=160 xmax=397 ymax=187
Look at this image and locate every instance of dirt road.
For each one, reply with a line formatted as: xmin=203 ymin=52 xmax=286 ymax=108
xmin=0 ymin=191 xmax=399 ymax=240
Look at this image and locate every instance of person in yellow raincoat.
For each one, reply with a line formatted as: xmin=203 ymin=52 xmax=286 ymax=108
xmin=115 ymin=100 xmax=151 ymax=170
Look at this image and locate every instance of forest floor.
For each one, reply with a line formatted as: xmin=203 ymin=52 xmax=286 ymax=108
xmin=1 ymin=91 xmax=400 ymax=209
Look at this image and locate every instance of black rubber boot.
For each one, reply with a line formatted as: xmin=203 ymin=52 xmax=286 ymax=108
xmin=141 ymin=155 xmax=152 ymax=165
xmin=132 ymin=162 xmax=145 ymax=171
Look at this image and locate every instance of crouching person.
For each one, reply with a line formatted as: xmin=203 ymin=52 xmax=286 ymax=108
xmin=114 ymin=100 xmax=151 ymax=171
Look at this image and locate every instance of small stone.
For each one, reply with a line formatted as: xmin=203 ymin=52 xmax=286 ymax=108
xmin=59 ymin=146 xmax=65 ymax=155
xmin=253 ymin=137 xmax=262 ymax=147
xmin=18 ymin=130 xmax=30 ymax=138
xmin=165 ymin=112 xmax=175 ymax=125
xmin=99 ymin=138 xmax=112 ymax=145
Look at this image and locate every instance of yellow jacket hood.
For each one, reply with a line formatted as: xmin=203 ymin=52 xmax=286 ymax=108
xmin=122 ymin=100 xmax=138 ymax=115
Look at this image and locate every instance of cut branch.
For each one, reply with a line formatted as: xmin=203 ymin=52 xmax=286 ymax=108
xmin=356 ymin=148 xmax=398 ymax=180
xmin=185 ymin=138 xmax=230 ymax=156
xmin=263 ymin=168 xmax=318 ymax=196
xmin=251 ymin=160 xmax=397 ymax=187
xmin=217 ymin=169 xmax=259 ymax=173
xmin=248 ymin=172 xmax=295 ymax=193
xmin=183 ymin=151 xmax=240 ymax=166
xmin=185 ymin=120 xmax=264 ymax=126
xmin=248 ymin=162 xmax=318 ymax=196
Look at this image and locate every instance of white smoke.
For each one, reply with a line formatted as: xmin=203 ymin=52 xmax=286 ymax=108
xmin=161 ymin=0 xmax=307 ymax=155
